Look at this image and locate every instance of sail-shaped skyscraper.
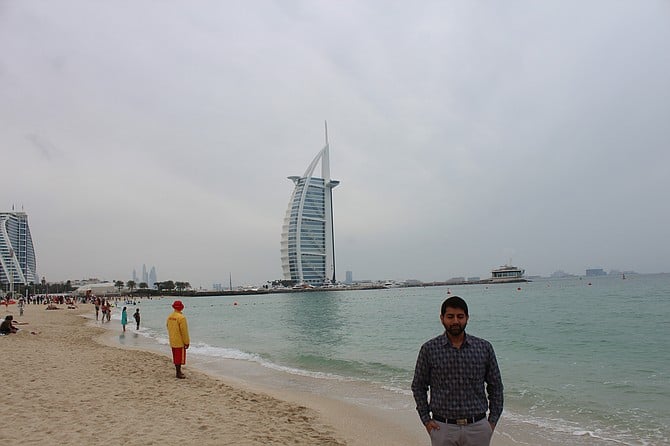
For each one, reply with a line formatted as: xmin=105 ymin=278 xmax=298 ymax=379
xmin=281 ymin=124 xmax=339 ymax=286
xmin=0 ymin=210 xmax=38 ymax=288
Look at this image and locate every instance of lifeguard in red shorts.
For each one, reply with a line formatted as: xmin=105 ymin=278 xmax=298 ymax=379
xmin=166 ymin=300 xmax=190 ymax=379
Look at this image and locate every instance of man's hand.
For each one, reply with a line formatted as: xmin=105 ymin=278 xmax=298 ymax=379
xmin=185 ymin=344 xmax=189 ymax=349
xmin=424 ymin=420 xmax=440 ymax=434
xmin=489 ymin=421 xmax=496 ymax=432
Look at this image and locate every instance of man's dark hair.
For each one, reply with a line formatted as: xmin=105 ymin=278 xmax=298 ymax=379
xmin=441 ymin=296 xmax=468 ymax=316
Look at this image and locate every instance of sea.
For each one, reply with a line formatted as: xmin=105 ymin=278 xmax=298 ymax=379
xmin=110 ymin=273 xmax=670 ymax=446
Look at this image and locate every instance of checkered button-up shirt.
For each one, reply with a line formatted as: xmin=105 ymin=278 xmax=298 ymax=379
xmin=411 ymin=332 xmax=504 ymax=425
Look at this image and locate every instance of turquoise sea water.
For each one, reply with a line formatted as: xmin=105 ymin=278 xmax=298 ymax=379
xmin=123 ymin=274 xmax=669 ymax=445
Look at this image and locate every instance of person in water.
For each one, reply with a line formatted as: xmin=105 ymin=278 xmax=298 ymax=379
xmin=121 ymin=306 xmax=128 ymax=332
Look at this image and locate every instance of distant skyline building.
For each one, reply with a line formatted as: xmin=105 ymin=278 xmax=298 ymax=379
xmin=135 ymin=264 xmax=157 ymax=286
xmin=585 ymin=268 xmax=607 ymax=277
xmin=149 ymin=266 xmax=157 ymax=287
xmin=281 ymin=123 xmax=339 ymax=285
xmin=0 ymin=210 xmax=38 ymax=288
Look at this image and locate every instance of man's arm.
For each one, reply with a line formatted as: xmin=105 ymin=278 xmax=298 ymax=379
xmin=485 ymin=344 xmax=504 ymax=425
xmin=411 ymin=345 xmax=432 ymax=425
xmin=180 ymin=316 xmax=190 ymax=347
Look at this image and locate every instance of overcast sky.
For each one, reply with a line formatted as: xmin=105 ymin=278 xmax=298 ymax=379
xmin=2 ymin=1 xmax=669 ymax=288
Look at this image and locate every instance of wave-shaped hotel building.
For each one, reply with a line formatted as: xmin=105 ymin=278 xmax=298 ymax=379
xmin=281 ymin=125 xmax=339 ymax=286
xmin=0 ymin=210 xmax=39 ymax=289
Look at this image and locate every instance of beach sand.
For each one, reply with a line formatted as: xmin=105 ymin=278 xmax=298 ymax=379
xmin=1 ymin=304 xmax=516 ymax=445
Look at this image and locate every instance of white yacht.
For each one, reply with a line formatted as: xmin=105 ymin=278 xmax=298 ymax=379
xmin=490 ymin=265 xmax=527 ymax=283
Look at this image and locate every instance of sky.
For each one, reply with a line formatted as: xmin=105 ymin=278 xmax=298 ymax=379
xmin=2 ymin=1 xmax=669 ymax=288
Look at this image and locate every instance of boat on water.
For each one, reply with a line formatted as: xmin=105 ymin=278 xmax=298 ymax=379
xmin=489 ymin=265 xmax=528 ymax=283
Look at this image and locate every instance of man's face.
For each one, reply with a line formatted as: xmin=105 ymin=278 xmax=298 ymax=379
xmin=440 ymin=307 xmax=468 ymax=336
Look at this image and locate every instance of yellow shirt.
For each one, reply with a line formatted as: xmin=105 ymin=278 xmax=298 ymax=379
xmin=166 ymin=310 xmax=190 ymax=348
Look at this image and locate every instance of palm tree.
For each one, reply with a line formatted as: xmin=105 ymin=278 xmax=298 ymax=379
xmin=114 ymin=280 xmax=124 ymax=294
xmin=138 ymin=282 xmax=149 ymax=297
xmin=126 ymin=280 xmax=136 ymax=294
xmin=175 ymin=281 xmax=191 ymax=293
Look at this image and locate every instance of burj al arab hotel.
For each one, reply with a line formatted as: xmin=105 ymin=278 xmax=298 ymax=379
xmin=281 ymin=124 xmax=339 ymax=286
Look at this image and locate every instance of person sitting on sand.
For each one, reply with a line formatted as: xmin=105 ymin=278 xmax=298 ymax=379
xmin=0 ymin=315 xmax=19 ymax=334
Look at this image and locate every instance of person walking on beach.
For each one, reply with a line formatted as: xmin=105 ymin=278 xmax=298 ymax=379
xmin=121 ymin=306 xmax=128 ymax=332
xmin=412 ymin=296 xmax=503 ymax=446
xmin=100 ymin=300 xmax=109 ymax=322
xmin=166 ymin=300 xmax=190 ymax=379
xmin=133 ymin=308 xmax=140 ymax=330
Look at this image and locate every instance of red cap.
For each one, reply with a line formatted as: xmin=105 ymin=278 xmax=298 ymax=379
xmin=172 ymin=300 xmax=184 ymax=311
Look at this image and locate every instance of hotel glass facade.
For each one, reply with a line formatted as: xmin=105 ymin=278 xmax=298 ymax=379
xmin=0 ymin=211 xmax=39 ymax=288
xmin=281 ymin=137 xmax=339 ymax=285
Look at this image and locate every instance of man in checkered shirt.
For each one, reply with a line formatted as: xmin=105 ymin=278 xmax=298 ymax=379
xmin=412 ymin=296 xmax=503 ymax=446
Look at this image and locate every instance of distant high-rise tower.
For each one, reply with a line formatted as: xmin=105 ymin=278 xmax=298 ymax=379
xmin=0 ymin=210 xmax=38 ymax=287
xmin=142 ymin=264 xmax=148 ymax=284
xmin=132 ymin=269 xmax=138 ymax=283
xmin=281 ymin=123 xmax=339 ymax=285
xmin=148 ymin=266 xmax=157 ymax=288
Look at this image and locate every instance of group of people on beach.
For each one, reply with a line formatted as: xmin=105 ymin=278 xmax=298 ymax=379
xmin=119 ymin=306 xmax=141 ymax=332
xmin=94 ymin=296 xmax=187 ymax=379
xmin=93 ymin=297 xmax=141 ymax=332
xmin=95 ymin=298 xmax=113 ymax=322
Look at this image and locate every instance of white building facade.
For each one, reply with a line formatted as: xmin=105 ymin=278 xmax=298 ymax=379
xmin=0 ymin=211 xmax=39 ymax=287
xmin=281 ymin=126 xmax=339 ymax=285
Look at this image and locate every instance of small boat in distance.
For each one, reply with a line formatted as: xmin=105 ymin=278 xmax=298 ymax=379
xmin=490 ymin=265 xmax=528 ymax=283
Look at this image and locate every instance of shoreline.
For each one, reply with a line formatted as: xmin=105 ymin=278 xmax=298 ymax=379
xmin=5 ymin=303 xmax=521 ymax=445
xmin=93 ymin=306 xmax=430 ymax=446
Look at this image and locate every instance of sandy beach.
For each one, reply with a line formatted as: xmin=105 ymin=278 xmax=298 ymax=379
xmin=1 ymin=303 xmax=517 ymax=445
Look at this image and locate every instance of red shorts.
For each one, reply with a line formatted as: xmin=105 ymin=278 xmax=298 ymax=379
xmin=171 ymin=347 xmax=187 ymax=365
